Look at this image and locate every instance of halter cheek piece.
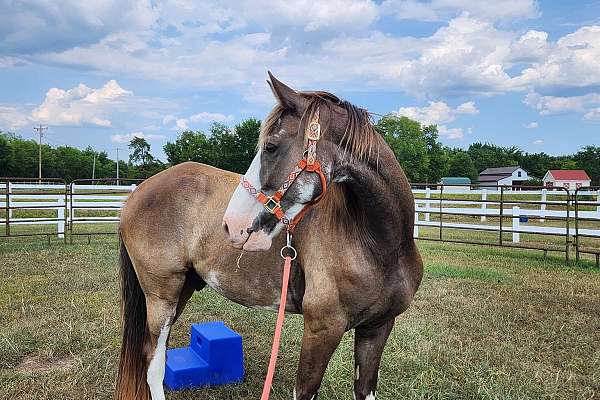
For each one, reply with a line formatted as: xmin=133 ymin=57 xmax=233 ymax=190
xmin=240 ymin=108 xmax=328 ymax=235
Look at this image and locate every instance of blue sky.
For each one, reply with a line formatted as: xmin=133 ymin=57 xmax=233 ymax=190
xmin=1 ymin=0 xmax=599 ymax=161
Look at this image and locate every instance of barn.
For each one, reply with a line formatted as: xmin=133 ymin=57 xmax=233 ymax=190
xmin=543 ymin=170 xmax=591 ymax=190
xmin=478 ymin=166 xmax=529 ymax=188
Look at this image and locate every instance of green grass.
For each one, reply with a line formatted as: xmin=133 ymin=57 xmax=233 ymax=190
xmin=0 ymin=236 xmax=599 ymax=399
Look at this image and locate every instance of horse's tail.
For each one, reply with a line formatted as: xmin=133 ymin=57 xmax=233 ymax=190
xmin=114 ymin=234 xmax=151 ymax=400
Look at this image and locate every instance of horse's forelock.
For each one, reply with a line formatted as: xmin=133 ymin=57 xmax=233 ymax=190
xmin=258 ymin=91 xmax=379 ymax=162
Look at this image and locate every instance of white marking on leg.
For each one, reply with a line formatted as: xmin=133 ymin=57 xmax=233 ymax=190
xmin=365 ymin=391 xmax=376 ymax=400
xmin=355 ymin=364 xmax=360 ymax=380
xmin=293 ymin=387 xmax=297 ymax=400
xmin=147 ymin=320 xmax=171 ymax=400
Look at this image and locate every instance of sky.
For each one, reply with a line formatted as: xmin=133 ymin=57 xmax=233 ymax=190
xmin=1 ymin=0 xmax=599 ymax=162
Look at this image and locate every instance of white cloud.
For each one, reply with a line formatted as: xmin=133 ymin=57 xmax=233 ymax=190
xmin=523 ymin=92 xmax=600 ymax=116
xmin=525 ymin=121 xmax=538 ymax=129
xmin=532 ymin=139 xmax=544 ymax=145
xmin=111 ymin=131 xmax=166 ymax=143
xmin=456 ymin=101 xmax=479 ymax=115
xmin=381 ymin=0 xmax=539 ymax=22
xmin=513 ymin=26 xmax=600 ymax=95
xmin=508 ymin=30 xmax=549 ymax=63
xmin=189 ymin=112 xmax=234 ymax=123
xmin=3 ymin=0 xmax=600 ymax=126
xmin=0 ymin=1 xmax=157 ymax=54
xmin=0 ymin=106 xmax=29 ymax=131
xmin=395 ymin=100 xmax=478 ymax=125
xmin=163 ymin=111 xmax=235 ymax=131
xmin=438 ymin=125 xmax=464 ymax=139
xmin=584 ymin=108 xmax=600 ymax=121
xmin=30 ymin=80 xmax=132 ymax=127
xmin=174 ymin=118 xmax=189 ymax=131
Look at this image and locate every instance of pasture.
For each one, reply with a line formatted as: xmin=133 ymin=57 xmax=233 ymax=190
xmin=1 ymin=236 xmax=599 ymax=399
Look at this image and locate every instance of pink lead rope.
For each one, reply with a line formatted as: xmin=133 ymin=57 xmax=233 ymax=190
xmin=260 ymin=255 xmax=292 ymax=400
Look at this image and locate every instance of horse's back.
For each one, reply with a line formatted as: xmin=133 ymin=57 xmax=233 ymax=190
xmin=119 ymin=162 xmax=239 ymax=266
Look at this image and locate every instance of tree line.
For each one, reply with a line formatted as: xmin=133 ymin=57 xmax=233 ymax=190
xmin=1 ymin=115 xmax=598 ymax=186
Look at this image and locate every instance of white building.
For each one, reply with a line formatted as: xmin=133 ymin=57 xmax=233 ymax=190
xmin=478 ymin=166 xmax=529 ymax=188
xmin=543 ymin=170 xmax=591 ymax=190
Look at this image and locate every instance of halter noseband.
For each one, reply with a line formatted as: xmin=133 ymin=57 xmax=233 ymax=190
xmin=240 ymin=109 xmax=327 ymax=234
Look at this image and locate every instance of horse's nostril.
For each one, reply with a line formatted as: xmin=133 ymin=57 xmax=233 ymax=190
xmin=247 ymin=227 xmax=255 ymax=235
xmin=222 ymin=221 xmax=230 ymax=236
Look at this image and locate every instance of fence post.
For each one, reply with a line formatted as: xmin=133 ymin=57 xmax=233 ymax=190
xmin=7 ymin=182 xmax=12 ymax=221
xmin=414 ymin=212 xmax=419 ymax=238
xmin=4 ymin=181 xmax=9 ymax=236
xmin=512 ymin=206 xmax=520 ymax=243
xmin=540 ymin=188 xmax=547 ymax=223
xmin=597 ymin=189 xmax=600 ymax=217
xmin=481 ymin=188 xmax=487 ymax=222
xmin=57 ymin=198 xmax=65 ymax=239
xmin=425 ymin=186 xmax=431 ymax=222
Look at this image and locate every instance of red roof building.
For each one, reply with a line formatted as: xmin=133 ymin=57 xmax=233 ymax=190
xmin=543 ymin=170 xmax=591 ymax=190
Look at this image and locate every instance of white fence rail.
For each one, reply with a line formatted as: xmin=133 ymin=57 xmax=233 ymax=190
xmin=1 ymin=183 xmax=136 ymax=237
xmin=2 ymin=183 xmax=600 ymax=245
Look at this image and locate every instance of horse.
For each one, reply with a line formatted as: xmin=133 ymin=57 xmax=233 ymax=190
xmin=115 ymin=72 xmax=423 ymax=400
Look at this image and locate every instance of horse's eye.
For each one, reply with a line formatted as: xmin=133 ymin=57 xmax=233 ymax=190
xmin=264 ymin=142 xmax=278 ymax=153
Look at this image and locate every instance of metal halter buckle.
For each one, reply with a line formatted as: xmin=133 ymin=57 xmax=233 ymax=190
xmin=307 ymin=122 xmax=320 ymax=141
xmin=263 ymin=197 xmax=280 ymax=214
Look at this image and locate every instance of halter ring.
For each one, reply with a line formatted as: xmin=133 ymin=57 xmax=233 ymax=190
xmin=280 ymin=245 xmax=297 ymax=260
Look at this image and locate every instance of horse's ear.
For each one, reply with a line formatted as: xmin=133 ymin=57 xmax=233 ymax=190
xmin=267 ymin=71 xmax=304 ymax=111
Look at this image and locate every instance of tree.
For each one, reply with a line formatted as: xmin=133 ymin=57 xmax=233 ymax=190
xmin=128 ymin=137 xmax=164 ymax=179
xmin=163 ymin=118 xmax=261 ymax=173
xmin=574 ymin=146 xmax=600 ymax=186
xmin=164 ymin=130 xmax=212 ymax=165
xmin=467 ymin=143 xmax=521 ymax=173
xmin=447 ymin=150 xmax=478 ymax=181
xmin=375 ymin=115 xmax=446 ymax=183
xmin=129 ymin=137 xmax=152 ymax=166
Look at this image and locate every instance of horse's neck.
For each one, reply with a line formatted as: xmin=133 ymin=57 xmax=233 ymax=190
xmin=340 ymin=149 xmax=414 ymax=264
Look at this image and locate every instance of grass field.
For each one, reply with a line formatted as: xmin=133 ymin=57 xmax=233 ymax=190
xmin=1 ymin=236 xmax=599 ymax=399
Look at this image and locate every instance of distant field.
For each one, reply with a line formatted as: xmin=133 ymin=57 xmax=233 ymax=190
xmin=1 ymin=236 xmax=599 ymax=399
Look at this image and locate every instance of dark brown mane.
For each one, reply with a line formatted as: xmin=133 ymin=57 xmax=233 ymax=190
xmin=259 ymin=91 xmax=380 ymax=162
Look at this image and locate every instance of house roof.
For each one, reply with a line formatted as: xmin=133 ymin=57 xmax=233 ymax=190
xmin=547 ymin=170 xmax=590 ymax=181
xmin=440 ymin=177 xmax=471 ymax=185
xmin=478 ymin=175 xmax=511 ymax=182
xmin=480 ymin=166 xmax=521 ymax=175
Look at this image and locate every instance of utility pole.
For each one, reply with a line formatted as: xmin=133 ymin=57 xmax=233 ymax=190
xmin=33 ymin=125 xmax=48 ymax=183
xmin=115 ymin=148 xmax=122 ymax=186
xmin=92 ymin=152 xmax=97 ymax=182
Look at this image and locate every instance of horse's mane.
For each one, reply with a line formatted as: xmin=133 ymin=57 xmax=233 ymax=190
xmin=259 ymin=91 xmax=380 ymax=162
xmin=259 ymin=91 xmax=388 ymax=248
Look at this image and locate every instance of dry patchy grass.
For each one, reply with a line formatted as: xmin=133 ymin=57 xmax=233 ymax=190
xmin=0 ymin=236 xmax=599 ymax=399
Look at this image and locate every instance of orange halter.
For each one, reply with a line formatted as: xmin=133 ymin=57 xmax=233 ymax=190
xmin=240 ymin=109 xmax=327 ymax=234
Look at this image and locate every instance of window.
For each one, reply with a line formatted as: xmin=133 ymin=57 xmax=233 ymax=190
xmin=517 ymin=171 xmax=522 ymax=177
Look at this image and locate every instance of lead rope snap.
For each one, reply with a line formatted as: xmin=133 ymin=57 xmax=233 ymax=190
xmin=280 ymin=230 xmax=297 ymax=260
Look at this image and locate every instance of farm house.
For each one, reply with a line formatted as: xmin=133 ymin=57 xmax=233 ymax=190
xmin=543 ymin=169 xmax=591 ymax=190
xmin=478 ymin=166 xmax=529 ymax=188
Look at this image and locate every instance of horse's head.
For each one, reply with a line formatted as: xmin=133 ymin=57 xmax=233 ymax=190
xmin=223 ymin=72 xmax=375 ymax=251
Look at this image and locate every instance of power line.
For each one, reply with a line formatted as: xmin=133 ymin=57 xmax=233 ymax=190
xmin=33 ymin=125 xmax=48 ymax=183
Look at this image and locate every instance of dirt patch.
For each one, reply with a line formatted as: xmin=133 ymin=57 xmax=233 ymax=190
xmin=16 ymin=356 xmax=75 ymax=375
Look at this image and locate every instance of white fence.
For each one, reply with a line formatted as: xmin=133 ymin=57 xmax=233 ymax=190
xmin=2 ymin=183 xmax=600 ymax=244
xmin=412 ymin=187 xmax=600 ymax=242
xmin=0 ymin=182 xmax=136 ymax=238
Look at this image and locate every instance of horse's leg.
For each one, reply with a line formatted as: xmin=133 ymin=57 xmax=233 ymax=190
xmin=144 ymin=294 xmax=177 ymax=400
xmin=174 ymin=269 xmax=206 ymax=322
xmin=353 ymin=319 xmax=395 ymax=400
xmin=293 ymin=306 xmax=347 ymax=400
